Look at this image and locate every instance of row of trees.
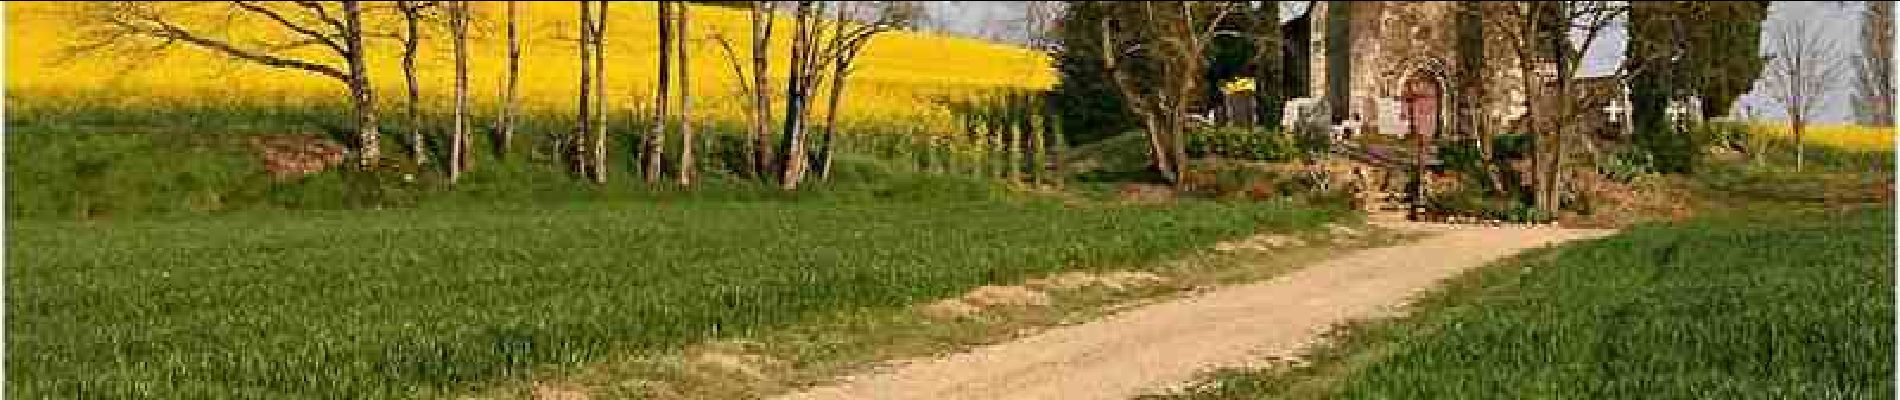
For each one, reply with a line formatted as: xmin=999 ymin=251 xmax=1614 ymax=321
xmin=78 ymin=1 xmax=921 ymax=189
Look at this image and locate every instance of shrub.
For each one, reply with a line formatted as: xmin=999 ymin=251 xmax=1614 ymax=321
xmin=1424 ymin=186 xmax=1559 ymax=223
xmin=1184 ymin=126 xmax=1299 ymax=162
xmin=1600 ymin=147 xmax=1656 ymax=183
xmin=1490 ymin=132 xmax=1534 ymax=161
xmin=1437 ymin=138 xmax=1494 ymax=190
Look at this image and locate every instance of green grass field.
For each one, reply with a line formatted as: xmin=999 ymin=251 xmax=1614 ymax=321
xmin=6 ymin=198 xmax=1338 ymax=399
xmin=1154 ymin=206 xmax=1894 ymax=399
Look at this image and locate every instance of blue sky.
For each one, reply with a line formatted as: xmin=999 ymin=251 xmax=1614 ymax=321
xmin=921 ymin=1 xmax=1877 ymax=123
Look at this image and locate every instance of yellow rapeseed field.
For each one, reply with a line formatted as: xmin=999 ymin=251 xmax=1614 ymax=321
xmin=1753 ymin=123 xmax=1896 ymax=152
xmin=6 ymin=1 xmax=1055 ymax=134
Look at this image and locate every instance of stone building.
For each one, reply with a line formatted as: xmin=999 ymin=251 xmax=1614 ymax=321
xmin=1231 ymin=1 xmax=1634 ymax=145
xmin=1300 ymin=1 xmax=1540 ymax=142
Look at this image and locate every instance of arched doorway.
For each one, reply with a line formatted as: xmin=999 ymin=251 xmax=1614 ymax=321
xmin=1400 ymin=73 xmax=1443 ymax=219
xmin=1402 ymin=75 xmax=1443 ymax=140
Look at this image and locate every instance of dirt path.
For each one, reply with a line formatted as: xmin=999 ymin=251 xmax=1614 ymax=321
xmin=779 ymin=222 xmax=1615 ymax=400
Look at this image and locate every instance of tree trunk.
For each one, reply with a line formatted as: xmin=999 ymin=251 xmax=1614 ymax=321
xmin=450 ymin=0 xmax=470 ymax=183
xmin=400 ymin=1 xmax=426 ymax=167
xmin=1793 ymin=114 xmax=1805 ymax=172
xmin=677 ymin=2 xmax=696 ymax=186
xmin=593 ymin=1 xmax=608 ymax=184
xmin=1007 ymin=111 xmax=1023 ymax=182
xmin=343 ymin=1 xmax=380 ymax=168
xmin=779 ymin=2 xmax=815 ymax=190
xmin=816 ymin=45 xmax=859 ymax=182
xmin=1540 ymin=2 xmax=1572 ymax=218
xmin=575 ymin=0 xmax=594 ymax=177
xmin=648 ymin=1 xmax=672 ymax=184
xmin=1030 ymin=104 xmax=1046 ymax=185
xmin=750 ymin=1 xmax=776 ymax=180
xmin=495 ymin=0 xmax=521 ymax=159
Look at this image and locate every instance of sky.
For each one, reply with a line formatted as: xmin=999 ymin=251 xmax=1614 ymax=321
xmin=918 ymin=1 xmax=1878 ymax=123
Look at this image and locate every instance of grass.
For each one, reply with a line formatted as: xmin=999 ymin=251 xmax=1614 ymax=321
xmin=1150 ymin=197 xmax=1893 ymax=398
xmin=491 ymin=210 xmax=1399 ymax=399
xmin=6 ymin=196 xmax=1343 ymax=399
xmin=4 ymin=127 xmax=1027 ymax=220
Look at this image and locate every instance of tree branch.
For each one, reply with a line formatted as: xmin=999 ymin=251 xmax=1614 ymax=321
xmin=233 ymin=1 xmax=344 ymax=54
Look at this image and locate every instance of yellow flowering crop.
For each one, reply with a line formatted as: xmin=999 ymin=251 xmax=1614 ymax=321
xmin=1752 ymin=123 xmax=1895 ymax=153
xmin=6 ymin=1 xmax=1055 ymax=133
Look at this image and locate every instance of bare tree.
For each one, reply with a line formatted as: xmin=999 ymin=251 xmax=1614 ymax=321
xmin=494 ymin=0 xmax=522 ymax=158
xmin=574 ymin=0 xmax=595 ymax=178
xmin=709 ymin=1 xmax=778 ymax=179
xmin=397 ymin=1 xmax=437 ymax=168
xmin=648 ymin=1 xmax=673 ymax=184
xmin=1855 ymin=1 xmax=1893 ymax=127
xmin=1095 ymin=2 xmax=1242 ymax=186
xmin=76 ymin=1 xmax=388 ymax=167
xmin=778 ymin=1 xmax=824 ymax=189
xmin=448 ymin=0 xmax=471 ymax=182
xmin=750 ymin=1 xmax=778 ymax=179
xmin=592 ymin=1 xmax=608 ymax=183
xmin=815 ymin=2 xmax=910 ymax=181
xmin=1018 ymin=1 xmax=1062 ymax=50
xmin=1763 ymin=10 xmax=1844 ymax=171
xmin=1490 ymin=1 xmax=1626 ymax=214
xmin=677 ymin=2 xmax=697 ymax=186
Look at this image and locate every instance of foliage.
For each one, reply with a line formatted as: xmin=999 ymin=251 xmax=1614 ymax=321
xmin=1627 ymin=2 xmax=1770 ymax=119
xmin=1435 ymin=138 xmax=1492 ymax=190
xmin=6 ymin=197 xmax=1338 ymax=399
xmin=1176 ymin=160 xmax=1345 ymax=206
xmin=1489 ymin=132 xmax=1535 ymax=161
xmin=1423 ymin=187 xmax=1553 ymax=223
xmin=1149 ymin=207 xmax=1893 ymax=400
xmin=1048 ymin=1 xmax=1142 ymax=145
xmin=1600 ymin=147 xmax=1656 ymax=184
xmin=1251 ymin=0 xmax=1285 ymax=130
xmin=1064 ymin=132 xmax=1167 ymax=183
xmin=1184 ymin=126 xmax=1298 ymax=162
xmin=1631 ymin=120 xmax=1732 ymax=175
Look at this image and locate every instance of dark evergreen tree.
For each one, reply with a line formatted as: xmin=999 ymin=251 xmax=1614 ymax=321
xmin=1048 ymin=1 xmax=1143 ymax=145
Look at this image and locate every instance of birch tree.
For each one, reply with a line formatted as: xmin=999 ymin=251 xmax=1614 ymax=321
xmin=494 ymin=0 xmax=522 ymax=157
xmin=592 ymin=1 xmax=608 ymax=183
xmin=710 ymin=1 xmax=777 ymax=179
xmin=778 ymin=1 xmax=824 ymax=189
xmin=397 ymin=1 xmax=437 ymax=167
xmin=76 ymin=1 xmax=388 ymax=167
xmin=677 ymin=2 xmax=698 ymax=186
xmin=815 ymin=1 xmax=910 ymax=181
xmin=750 ymin=1 xmax=778 ymax=179
xmin=573 ymin=0 xmax=597 ymax=178
xmin=447 ymin=0 xmax=471 ymax=182
xmin=648 ymin=1 xmax=674 ymax=184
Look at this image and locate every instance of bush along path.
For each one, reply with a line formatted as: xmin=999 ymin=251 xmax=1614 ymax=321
xmin=778 ymin=222 xmax=1614 ymax=400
